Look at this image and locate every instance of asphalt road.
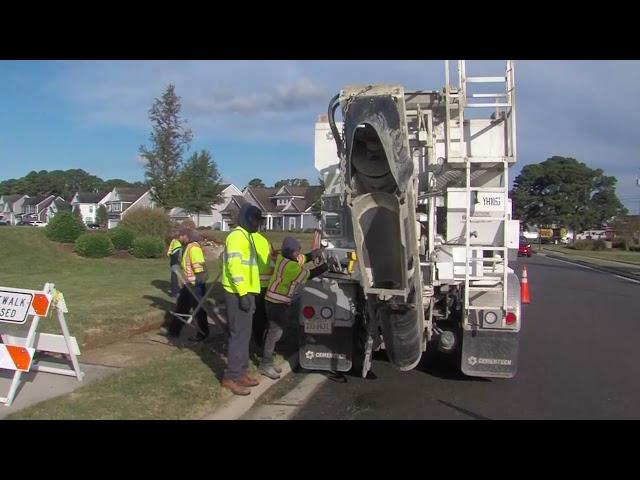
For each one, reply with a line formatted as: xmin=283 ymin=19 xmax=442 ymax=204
xmin=249 ymin=254 xmax=640 ymax=420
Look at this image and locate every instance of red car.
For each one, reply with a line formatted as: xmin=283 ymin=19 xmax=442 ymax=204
xmin=518 ymin=239 xmax=532 ymax=257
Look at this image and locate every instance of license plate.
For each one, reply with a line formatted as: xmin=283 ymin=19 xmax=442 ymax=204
xmin=304 ymin=319 xmax=332 ymax=335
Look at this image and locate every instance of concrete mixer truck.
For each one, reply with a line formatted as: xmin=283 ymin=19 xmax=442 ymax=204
xmin=298 ymin=60 xmax=522 ymax=378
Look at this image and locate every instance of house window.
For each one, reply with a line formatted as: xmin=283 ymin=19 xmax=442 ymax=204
xmin=288 ymin=217 xmax=296 ymax=230
xmin=277 ymin=198 xmax=289 ymax=206
xmin=89 ymin=205 xmax=94 ymax=213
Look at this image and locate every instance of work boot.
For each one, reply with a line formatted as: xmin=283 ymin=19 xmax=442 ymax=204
xmin=260 ymin=355 xmax=282 ymax=373
xmin=238 ymin=373 xmax=260 ymax=387
xmin=222 ymin=378 xmax=250 ymax=396
xmin=258 ymin=364 xmax=281 ymax=380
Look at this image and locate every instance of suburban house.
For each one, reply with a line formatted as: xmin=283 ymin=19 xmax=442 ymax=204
xmin=21 ymin=195 xmax=66 ymax=223
xmin=70 ymin=191 xmax=113 ymax=225
xmin=221 ymin=185 xmax=322 ymax=231
xmin=45 ymin=197 xmax=72 ymax=222
xmin=105 ymin=187 xmax=155 ymax=229
xmin=168 ymin=183 xmax=242 ymax=229
xmin=0 ymin=194 xmax=29 ymax=224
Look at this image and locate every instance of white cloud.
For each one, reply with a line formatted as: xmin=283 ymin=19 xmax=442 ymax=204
xmin=47 ymin=60 xmax=640 ymax=209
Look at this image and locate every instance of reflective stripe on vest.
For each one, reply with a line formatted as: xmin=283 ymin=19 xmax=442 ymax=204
xmin=167 ymin=239 xmax=182 ymax=256
xmin=221 ymin=227 xmax=261 ymax=295
xmin=180 ymin=243 xmax=202 ymax=284
xmin=265 ymin=255 xmax=310 ymax=304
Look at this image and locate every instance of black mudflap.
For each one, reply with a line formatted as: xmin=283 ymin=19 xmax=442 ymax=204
xmin=299 ymin=327 xmax=353 ymax=372
xmin=461 ymin=329 xmax=518 ymax=378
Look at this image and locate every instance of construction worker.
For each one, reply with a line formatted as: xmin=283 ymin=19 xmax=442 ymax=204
xmin=167 ymin=230 xmax=183 ymax=297
xmin=167 ymin=228 xmax=209 ymax=342
xmin=259 ymin=237 xmax=327 ymax=379
xmin=221 ymin=204 xmax=263 ymax=396
xmin=251 ymin=225 xmax=276 ymax=353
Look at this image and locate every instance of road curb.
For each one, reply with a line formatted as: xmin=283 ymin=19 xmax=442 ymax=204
xmin=545 ymin=254 xmax=640 ymax=282
xmin=203 ymin=350 xmax=300 ymax=420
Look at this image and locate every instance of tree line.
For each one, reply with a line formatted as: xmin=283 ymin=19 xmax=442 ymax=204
xmin=0 ymin=170 xmax=145 ymax=201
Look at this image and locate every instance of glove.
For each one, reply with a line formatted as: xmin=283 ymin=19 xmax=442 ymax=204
xmin=239 ymin=295 xmax=251 ymax=312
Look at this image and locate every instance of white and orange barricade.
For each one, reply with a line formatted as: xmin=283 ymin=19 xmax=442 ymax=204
xmin=0 ymin=282 xmax=83 ymax=406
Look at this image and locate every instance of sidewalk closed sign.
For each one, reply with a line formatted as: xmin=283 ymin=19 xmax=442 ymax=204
xmin=0 ymin=288 xmax=51 ymax=325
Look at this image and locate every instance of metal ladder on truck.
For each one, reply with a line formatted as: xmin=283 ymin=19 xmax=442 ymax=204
xmin=444 ymin=60 xmax=517 ymax=324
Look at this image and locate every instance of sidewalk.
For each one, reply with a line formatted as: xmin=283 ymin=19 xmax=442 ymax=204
xmin=3 ymin=320 xmax=300 ymax=419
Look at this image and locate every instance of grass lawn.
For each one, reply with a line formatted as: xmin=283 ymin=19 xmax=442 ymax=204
xmin=0 ymin=228 xmax=314 ymax=350
xmin=6 ymin=343 xmax=256 ymax=420
xmin=542 ymin=244 xmax=640 ymax=265
xmin=0 ymin=227 xmax=220 ymax=349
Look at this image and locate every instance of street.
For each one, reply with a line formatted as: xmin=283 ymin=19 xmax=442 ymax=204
xmin=245 ymin=254 xmax=640 ymax=420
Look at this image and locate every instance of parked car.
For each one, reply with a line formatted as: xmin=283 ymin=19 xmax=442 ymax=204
xmin=86 ymin=223 xmax=101 ymax=230
xmin=29 ymin=221 xmax=47 ymax=227
xmin=0 ymin=220 xmax=9 ymax=226
xmin=518 ymin=238 xmax=532 ymax=257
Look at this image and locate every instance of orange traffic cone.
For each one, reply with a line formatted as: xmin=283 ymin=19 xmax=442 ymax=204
xmin=521 ymin=265 xmax=531 ymax=304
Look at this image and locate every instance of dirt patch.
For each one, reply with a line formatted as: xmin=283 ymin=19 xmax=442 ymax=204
xmin=111 ymin=250 xmax=134 ymax=260
xmin=81 ymin=310 xmax=167 ymax=351
xmin=58 ymin=243 xmax=76 ymax=254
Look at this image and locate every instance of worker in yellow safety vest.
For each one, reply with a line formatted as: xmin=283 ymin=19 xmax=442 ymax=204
xmin=167 ymin=228 xmax=209 ymax=342
xmin=167 ymin=230 xmax=183 ymax=297
xmin=221 ymin=204 xmax=264 ymax=396
xmin=259 ymin=236 xmax=327 ymax=379
xmin=250 ymin=227 xmax=276 ymax=354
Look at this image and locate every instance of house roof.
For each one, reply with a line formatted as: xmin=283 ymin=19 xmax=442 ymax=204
xmin=245 ymin=186 xmax=323 ymax=214
xmin=53 ymin=198 xmax=72 ymax=210
xmin=75 ymin=191 xmax=110 ymax=204
xmin=271 ymin=186 xmax=308 ymax=198
xmin=113 ymin=187 xmax=148 ymax=203
xmin=220 ymin=195 xmax=249 ymax=215
xmin=1 ymin=194 xmax=23 ymax=205
xmin=23 ymin=195 xmax=51 ymax=206
xmin=245 ymin=188 xmax=279 ymax=211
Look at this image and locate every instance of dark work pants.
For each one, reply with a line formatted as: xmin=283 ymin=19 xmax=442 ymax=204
xmin=168 ymin=284 xmax=209 ymax=338
xmin=262 ymin=301 xmax=289 ymax=367
xmin=169 ymin=253 xmax=181 ymax=297
xmin=224 ymin=292 xmax=255 ymax=382
xmin=252 ymin=288 xmax=268 ymax=349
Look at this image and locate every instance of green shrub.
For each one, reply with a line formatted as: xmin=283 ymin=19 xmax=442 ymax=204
xmin=108 ymin=227 xmax=135 ymax=250
xmin=131 ymin=235 xmax=165 ymax=258
xmin=121 ymin=207 xmax=171 ymax=240
xmin=75 ymin=233 xmax=114 ymax=258
xmin=572 ymin=239 xmax=606 ymax=251
xmin=629 ymin=245 xmax=640 ymax=252
xmin=46 ymin=211 xmax=86 ymax=243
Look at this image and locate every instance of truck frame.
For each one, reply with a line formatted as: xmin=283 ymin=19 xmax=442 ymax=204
xmin=298 ymin=60 xmax=522 ymax=378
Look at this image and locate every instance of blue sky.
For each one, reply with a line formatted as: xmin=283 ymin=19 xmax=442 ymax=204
xmin=1 ymin=60 xmax=639 ymax=212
